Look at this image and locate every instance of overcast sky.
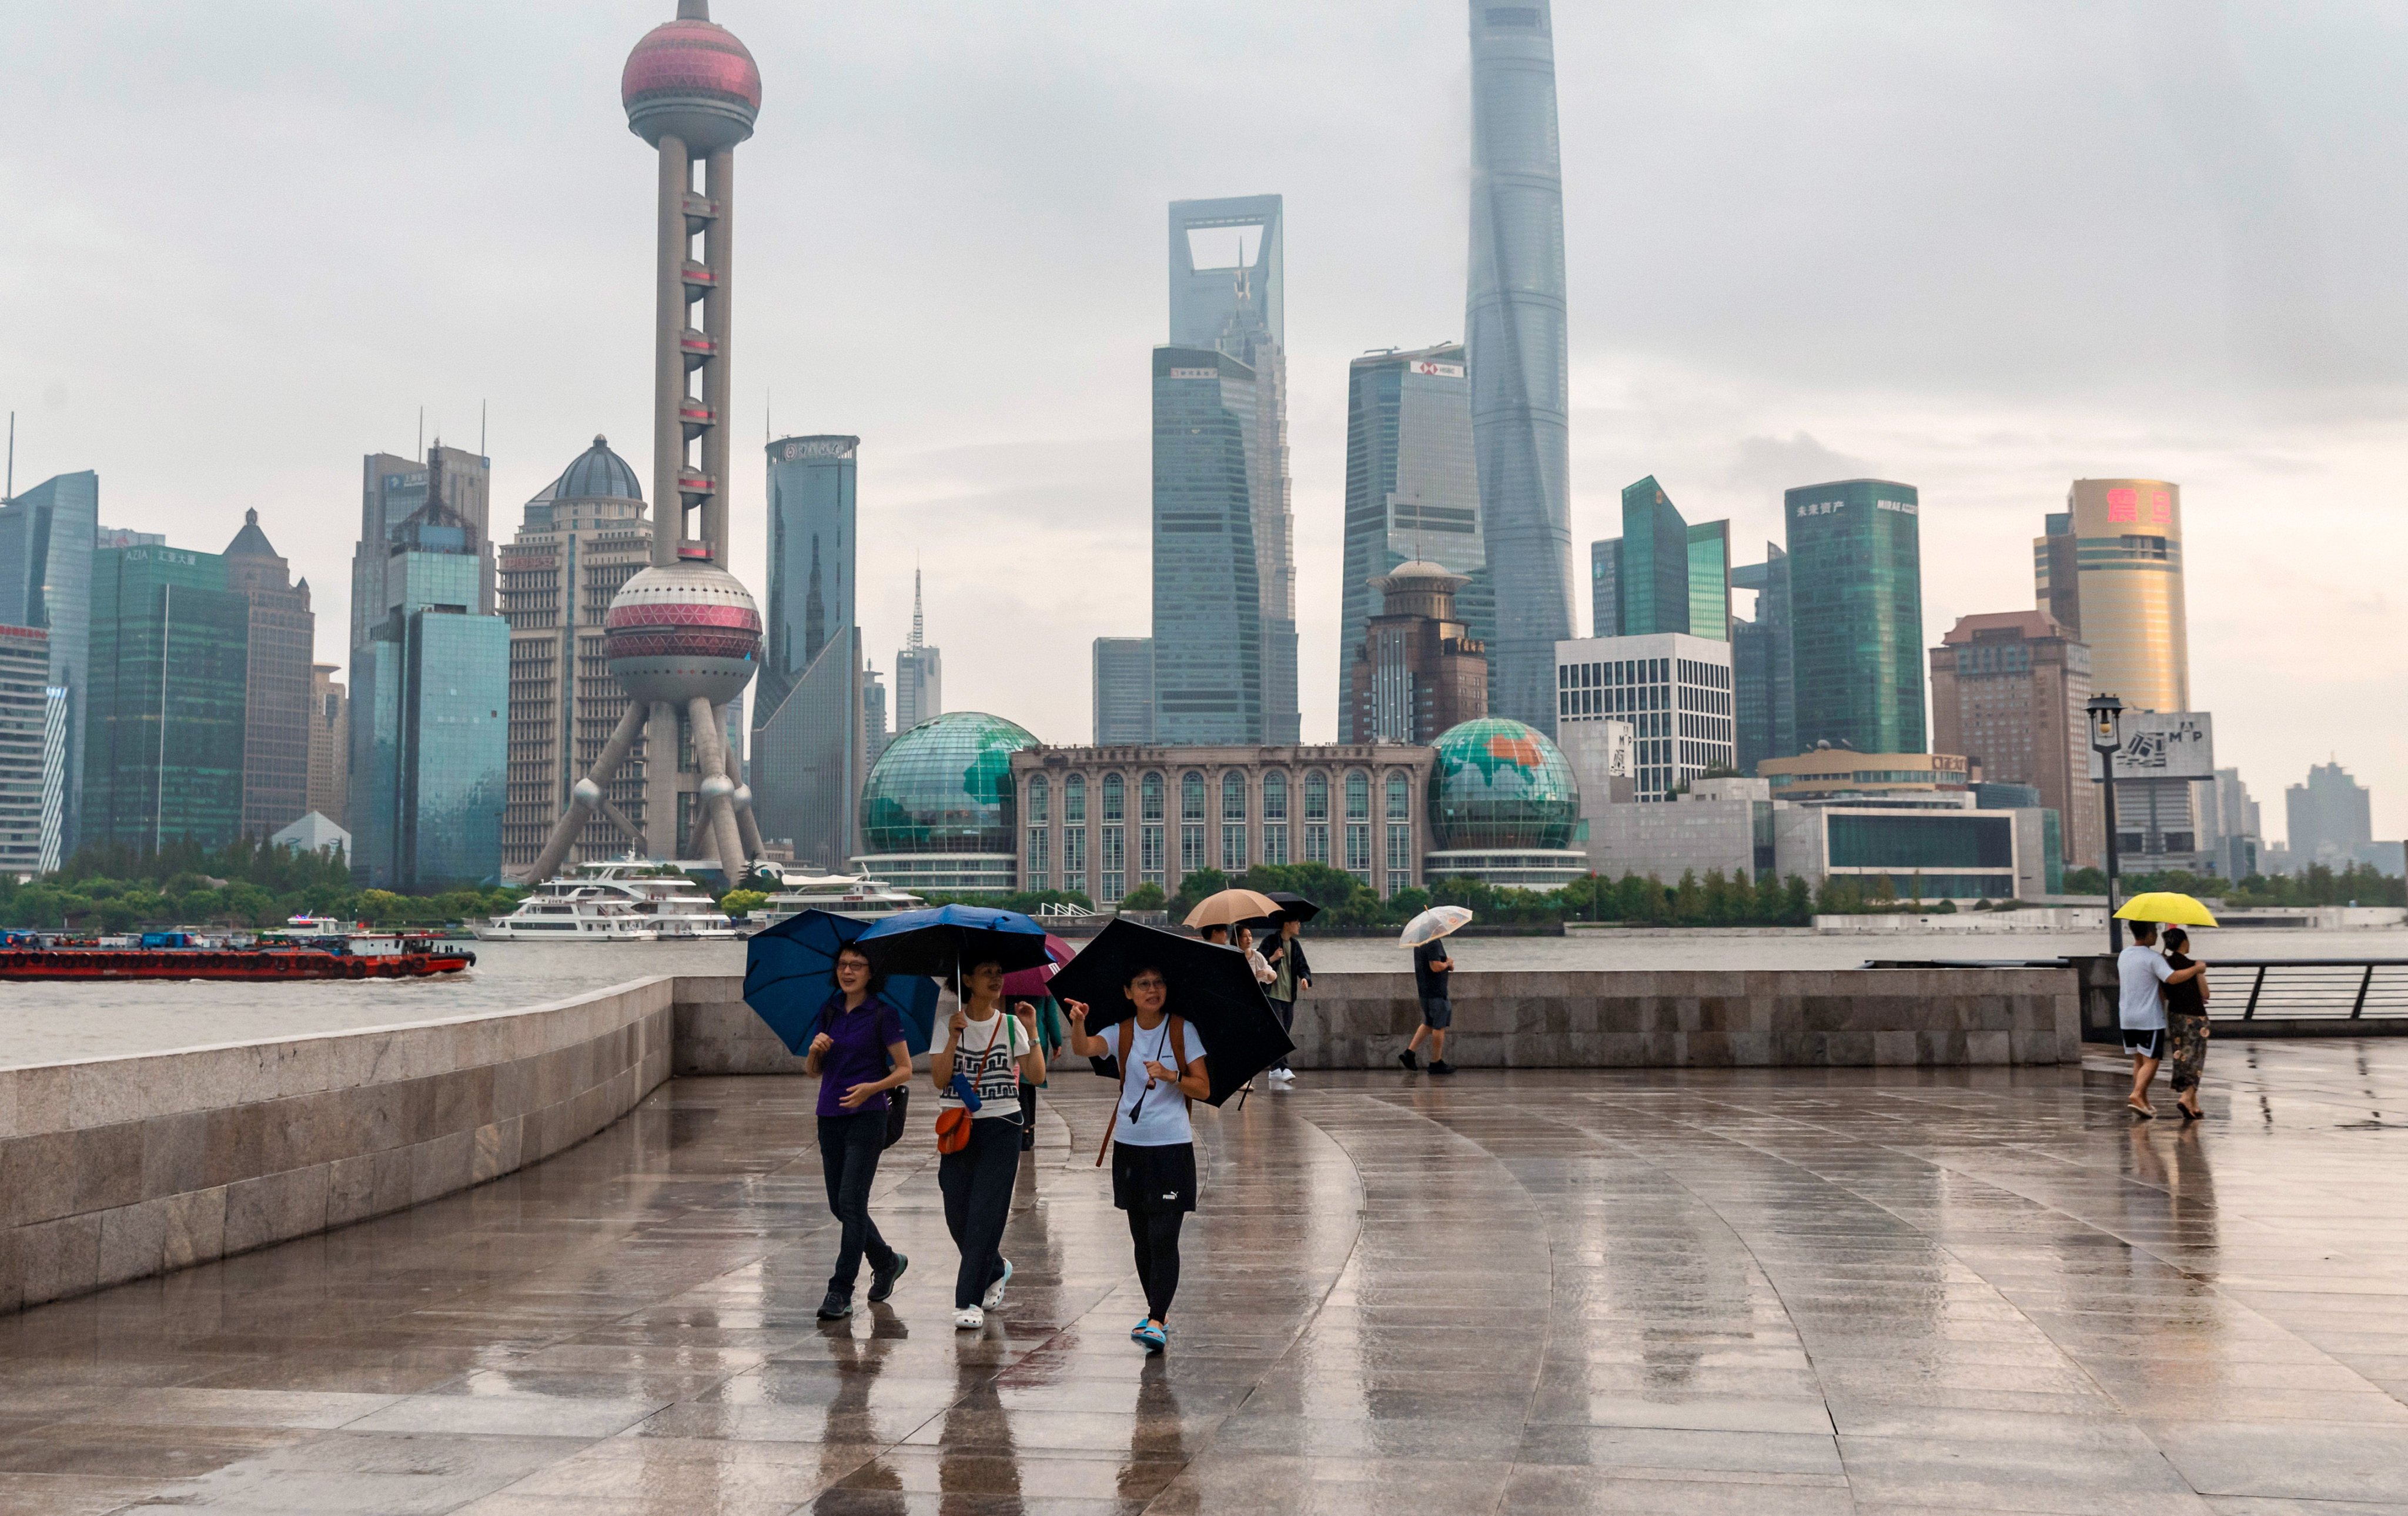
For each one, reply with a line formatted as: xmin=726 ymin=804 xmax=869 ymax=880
xmin=5 ymin=1 xmax=2404 ymax=845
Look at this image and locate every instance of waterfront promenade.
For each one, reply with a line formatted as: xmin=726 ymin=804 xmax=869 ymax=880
xmin=0 ymin=1046 xmax=2403 ymax=1513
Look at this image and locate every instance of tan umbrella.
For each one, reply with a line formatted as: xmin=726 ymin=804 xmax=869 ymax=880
xmin=1182 ymin=888 xmax=1283 ymax=931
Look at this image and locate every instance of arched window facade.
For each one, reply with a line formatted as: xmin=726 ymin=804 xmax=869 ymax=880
xmin=1343 ymin=770 xmax=1373 ymax=881
xmin=1260 ymin=770 xmax=1291 ymax=865
xmin=1024 ymin=776 xmax=1051 ymax=889
xmin=1139 ymin=772 xmax=1166 ymax=887
xmin=1384 ymin=770 xmax=1414 ymax=895
xmin=1062 ymin=774 xmax=1087 ymax=895
xmin=1220 ymin=772 xmax=1248 ymax=872
xmin=1101 ymin=773 xmax=1128 ymax=901
xmin=1302 ymin=771 xmax=1332 ymax=866
xmin=1179 ymin=772 xmax=1207 ymax=874
xmin=1065 ymin=773 xmax=1085 ymax=822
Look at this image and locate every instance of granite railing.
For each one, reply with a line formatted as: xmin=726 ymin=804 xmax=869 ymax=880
xmin=0 ymin=975 xmax=675 ymax=1315
xmin=671 ymin=967 xmax=2082 ymax=1073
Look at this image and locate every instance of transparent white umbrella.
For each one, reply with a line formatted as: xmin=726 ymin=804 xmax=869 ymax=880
xmin=1399 ymin=905 xmax=1473 ymax=947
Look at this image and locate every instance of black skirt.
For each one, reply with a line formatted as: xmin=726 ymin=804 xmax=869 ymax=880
xmin=1111 ymin=1140 xmax=1198 ymax=1214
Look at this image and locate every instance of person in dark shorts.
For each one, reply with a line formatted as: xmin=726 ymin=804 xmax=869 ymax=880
xmin=1402 ymin=937 xmax=1455 ymax=1074
xmin=1062 ymin=966 xmax=1211 ymax=1354
xmin=2161 ymin=927 xmax=2212 ymax=1120
xmin=801 ymin=945 xmax=914 ymax=1320
xmin=2116 ymin=922 xmax=2204 ymax=1118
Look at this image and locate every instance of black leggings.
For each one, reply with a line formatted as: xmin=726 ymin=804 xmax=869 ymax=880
xmin=1128 ymin=1207 xmax=1185 ymax=1323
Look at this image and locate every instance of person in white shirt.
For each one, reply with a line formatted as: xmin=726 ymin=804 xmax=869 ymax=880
xmin=2116 ymin=922 xmax=2206 ymax=1118
xmin=1063 ymin=966 xmax=1212 ymax=1355
xmin=931 ymin=959 xmax=1049 ymax=1330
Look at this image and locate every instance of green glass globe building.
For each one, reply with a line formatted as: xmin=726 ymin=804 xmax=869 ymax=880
xmin=1423 ymin=717 xmax=1590 ymax=890
xmin=853 ymin=711 xmax=1039 ymax=893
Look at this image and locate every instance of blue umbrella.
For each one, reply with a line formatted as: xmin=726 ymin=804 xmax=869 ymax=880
xmin=744 ymin=909 xmax=941 ymax=1054
xmin=856 ymin=904 xmax=1054 ymax=981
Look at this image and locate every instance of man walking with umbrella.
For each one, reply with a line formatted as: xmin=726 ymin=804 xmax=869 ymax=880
xmin=1400 ymin=906 xmax=1471 ymax=1075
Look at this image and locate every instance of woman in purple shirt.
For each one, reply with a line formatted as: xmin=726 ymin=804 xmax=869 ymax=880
xmin=802 ymin=945 xmax=915 ymax=1320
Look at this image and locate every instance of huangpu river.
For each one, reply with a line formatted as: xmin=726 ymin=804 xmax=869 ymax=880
xmin=5 ymin=927 xmax=2402 ymax=1070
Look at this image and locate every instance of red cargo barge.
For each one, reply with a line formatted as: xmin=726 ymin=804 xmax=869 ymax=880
xmin=0 ymin=926 xmax=474 ymax=982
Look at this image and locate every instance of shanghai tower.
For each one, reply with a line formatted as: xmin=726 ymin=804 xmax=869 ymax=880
xmin=1466 ymin=1 xmax=1573 ymax=736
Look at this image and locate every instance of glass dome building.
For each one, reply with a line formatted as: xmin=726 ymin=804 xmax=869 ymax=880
xmin=852 ymin=711 xmax=1039 ymax=893
xmin=1424 ymin=717 xmax=1590 ymax=890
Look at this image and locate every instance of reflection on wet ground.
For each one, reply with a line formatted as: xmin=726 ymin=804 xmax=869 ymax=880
xmin=1 ymin=1041 xmax=2404 ymax=1513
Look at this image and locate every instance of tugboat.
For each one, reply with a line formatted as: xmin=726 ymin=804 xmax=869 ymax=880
xmin=0 ymin=920 xmax=475 ymax=982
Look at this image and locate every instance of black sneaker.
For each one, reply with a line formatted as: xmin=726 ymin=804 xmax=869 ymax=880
xmin=868 ymin=1252 xmax=908 ymax=1304
xmin=816 ymin=1288 xmax=852 ymax=1321
xmin=1427 ymin=1060 xmax=1456 ymax=1076
xmin=1397 ymin=1049 xmax=1419 ymax=1070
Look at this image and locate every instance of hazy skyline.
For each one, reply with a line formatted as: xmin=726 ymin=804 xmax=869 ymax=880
xmin=5 ymin=1 xmax=2404 ymax=844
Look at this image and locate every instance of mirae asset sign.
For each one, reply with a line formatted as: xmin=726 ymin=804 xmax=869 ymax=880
xmin=1795 ymin=497 xmax=1918 ymax=517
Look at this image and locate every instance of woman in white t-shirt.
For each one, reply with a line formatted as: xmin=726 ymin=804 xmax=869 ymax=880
xmin=931 ymin=959 xmax=1049 ymax=1330
xmin=1063 ymin=966 xmax=1211 ymax=1354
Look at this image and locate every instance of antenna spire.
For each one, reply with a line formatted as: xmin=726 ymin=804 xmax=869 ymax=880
xmin=4 ymin=412 xmax=12 ymax=503
xmin=909 ymin=567 xmax=925 ymax=650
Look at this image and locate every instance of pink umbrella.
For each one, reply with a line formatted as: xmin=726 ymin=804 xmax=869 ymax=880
xmin=1001 ymin=934 xmax=1076 ymax=999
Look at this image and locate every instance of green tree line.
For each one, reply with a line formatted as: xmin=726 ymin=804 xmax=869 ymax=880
xmin=2 ymin=837 xmax=519 ymax=934
xmin=2063 ymin=861 xmax=2404 ymax=909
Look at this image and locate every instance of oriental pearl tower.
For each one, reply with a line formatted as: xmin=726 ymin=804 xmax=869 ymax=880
xmin=520 ymin=0 xmax=767 ymax=883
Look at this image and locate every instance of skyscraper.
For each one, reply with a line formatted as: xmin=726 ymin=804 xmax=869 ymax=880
xmin=222 ymin=509 xmax=314 ymax=839
xmin=83 ymin=543 xmax=250 ymax=851
xmin=500 ymin=438 xmax=654 ymax=871
xmin=1467 ymin=0 xmax=1573 ymax=734
xmin=352 ymin=445 xmax=491 ymax=655
xmin=1172 ymin=195 xmax=1297 ymax=742
xmin=1730 ymin=545 xmax=1791 ymax=773
xmin=2034 ymin=479 xmax=2188 ymax=716
xmin=1339 ymin=343 xmax=1490 ymax=716
xmin=2287 ymin=761 xmax=2373 ymax=868
xmin=1786 ymin=479 xmax=1926 ymax=754
xmin=1092 ymin=637 xmax=1154 ymax=745
xmin=1597 ymin=479 xmax=1731 ymax=642
xmin=893 ymin=569 xmax=941 ymax=736
xmin=520 ymin=0 xmax=766 ymax=882
xmin=754 ymin=434 xmax=864 ymax=871
xmin=1928 ymin=610 xmax=2099 ymax=870
xmin=1347 ymin=560 xmax=1487 ymax=744
xmin=350 ymin=498 xmax=509 ymax=888
xmin=0 ymin=626 xmax=48 ymax=877
xmin=1151 ymin=346 xmax=1262 ymax=744
xmin=863 ymin=662 xmax=889 ymax=764
xmin=307 ymin=663 xmax=348 ymax=827
xmin=0 ymin=470 xmax=97 ymax=863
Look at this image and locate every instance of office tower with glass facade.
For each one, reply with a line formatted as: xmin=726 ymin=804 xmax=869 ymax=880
xmin=1467 ymin=1 xmax=1574 ymax=734
xmin=1172 ymin=195 xmax=1297 ymax=744
xmin=0 ymin=626 xmax=48 ymax=876
xmin=1928 ymin=610 xmax=2098 ymax=870
xmin=1347 ymin=560 xmax=1487 ymax=744
xmin=1554 ymin=632 xmax=1734 ymax=802
xmin=0 ymin=470 xmax=97 ymax=863
xmin=1152 ymin=346 xmax=1264 ymax=743
xmin=863 ymin=662 xmax=889 ymax=764
xmin=82 ymin=545 xmax=250 ymax=851
xmin=1687 ymin=520 xmax=1731 ymax=642
xmin=1597 ymin=479 xmax=1731 ymax=645
xmin=1339 ymin=343 xmax=1490 ymax=714
xmin=2287 ymin=761 xmax=2373 ymax=869
xmin=1730 ymin=545 xmax=1791 ymax=773
xmin=1590 ymin=536 xmax=1618 ymax=640
xmin=892 ymin=569 xmax=941 ymax=736
xmin=307 ymin=663 xmax=348 ymax=826
xmin=2199 ymin=767 xmax=2261 ymax=881
xmin=500 ymin=438 xmax=654 ymax=871
xmin=1786 ymin=479 xmax=1925 ymax=754
xmin=754 ymin=434 xmax=864 ymax=871
xmin=351 ymin=499 xmax=509 ymax=888
xmin=1092 ymin=636 xmax=1154 ymax=745
xmin=2035 ymin=479 xmax=2188 ymax=715
xmin=220 ymin=509 xmax=314 ymax=839
xmin=352 ymin=445 xmax=491 ymax=655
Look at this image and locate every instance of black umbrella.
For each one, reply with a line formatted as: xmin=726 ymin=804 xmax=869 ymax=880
xmin=1265 ymin=890 xmax=1323 ymax=924
xmin=1049 ymin=917 xmax=1293 ymax=1106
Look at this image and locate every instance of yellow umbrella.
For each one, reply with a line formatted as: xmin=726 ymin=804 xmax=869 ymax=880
xmin=2113 ymin=891 xmax=2218 ymax=928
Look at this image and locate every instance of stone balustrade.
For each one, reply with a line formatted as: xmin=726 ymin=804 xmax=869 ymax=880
xmin=0 ymin=976 xmax=674 ymax=1315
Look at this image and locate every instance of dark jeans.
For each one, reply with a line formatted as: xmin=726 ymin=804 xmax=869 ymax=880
xmin=938 ymin=1117 xmax=1020 ymax=1308
xmin=818 ymin=1110 xmax=898 ymax=1295
xmin=1128 ymin=1207 xmax=1185 ymax=1323
xmin=1267 ymin=999 xmax=1295 ymax=1070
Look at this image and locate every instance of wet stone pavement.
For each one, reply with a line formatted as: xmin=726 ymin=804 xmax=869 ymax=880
xmin=0 ymin=1041 xmax=2404 ymax=1514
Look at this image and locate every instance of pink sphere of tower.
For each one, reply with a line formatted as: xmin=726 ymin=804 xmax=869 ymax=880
xmin=622 ymin=5 xmax=761 ymax=154
xmin=604 ymin=562 xmax=762 ymax=707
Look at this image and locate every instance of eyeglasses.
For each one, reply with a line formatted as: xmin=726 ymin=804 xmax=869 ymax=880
xmin=1129 ymin=976 xmax=1166 ymax=991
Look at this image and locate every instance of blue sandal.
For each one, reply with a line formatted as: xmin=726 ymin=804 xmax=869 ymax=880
xmin=1133 ymin=1320 xmax=1167 ymax=1353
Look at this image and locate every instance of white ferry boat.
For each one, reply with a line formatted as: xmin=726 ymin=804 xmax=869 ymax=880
xmin=758 ymin=870 xmax=926 ymax=926
xmin=476 ymin=860 xmax=739 ymax=942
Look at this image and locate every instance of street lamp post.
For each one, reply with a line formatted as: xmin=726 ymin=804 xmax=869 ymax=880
xmin=2088 ymin=693 xmax=2125 ymax=953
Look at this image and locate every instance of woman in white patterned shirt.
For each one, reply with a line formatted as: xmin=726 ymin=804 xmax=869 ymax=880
xmin=931 ymin=958 xmax=1049 ymax=1330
